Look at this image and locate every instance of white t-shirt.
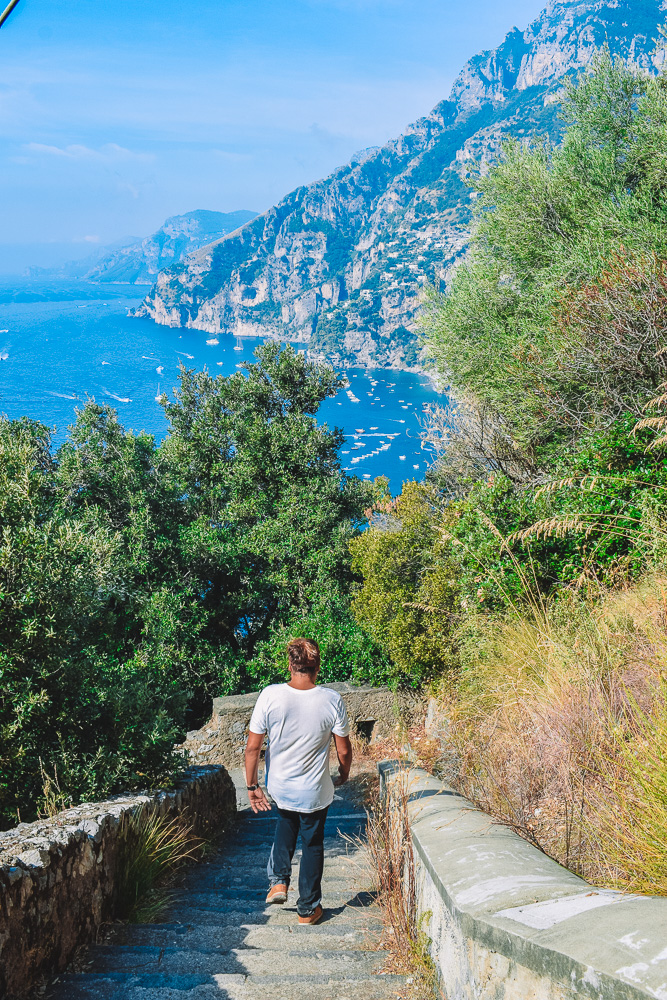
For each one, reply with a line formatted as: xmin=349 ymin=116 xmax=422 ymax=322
xmin=249 ymin=683 xmax=350 ymax=813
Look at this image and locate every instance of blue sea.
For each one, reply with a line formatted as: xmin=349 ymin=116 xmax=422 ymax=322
xmin=0 ymin=280 xmax=443 ymax=491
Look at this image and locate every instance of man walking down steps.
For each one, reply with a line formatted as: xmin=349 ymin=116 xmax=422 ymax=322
xmin=45 ymin=639 xmax=410 ymax=999
xmin=244 ymin=637 xmax=353 ymax=925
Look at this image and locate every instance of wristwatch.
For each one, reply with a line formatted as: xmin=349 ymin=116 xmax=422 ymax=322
xmin=246 ymin=783 xmax=260 ymax=791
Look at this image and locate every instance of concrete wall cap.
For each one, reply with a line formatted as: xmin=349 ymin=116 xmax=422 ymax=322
xmin=380 ymin=762 xmax=667 ymax=1000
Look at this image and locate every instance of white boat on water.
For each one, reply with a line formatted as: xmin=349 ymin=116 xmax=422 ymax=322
xmin=233 ymin=336 xmax=243 ymax=351
xmin=206 ymin=338 xmax=219 ymax=345
xmin=156 ymin=365 xmax=164 ymax=374
xmin=155 ymin=383 xmax=163 ymax=402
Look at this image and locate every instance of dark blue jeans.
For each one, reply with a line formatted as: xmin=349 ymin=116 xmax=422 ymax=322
xmin=267 ymin=805 xmax=329 ymax=916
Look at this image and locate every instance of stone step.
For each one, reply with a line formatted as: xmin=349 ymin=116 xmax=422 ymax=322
xmin=54 ymin=972 xmax=410 ymax=1000
xmin=156 ymin=904 xmax=381 ymax=928
xmin=231 ymin=808 xmax=366 ymax=821
xmin=213 ymin=855 xmax=370 ymax=873
xmin=86 ymin=944 xmax=386 ymax=978
xmin=228 ymin=816 xmax=366 ymax=833
xmin=166 ymin=876 xmax=375 ymax=909
xmin=222 ymin=830 xmax=365 ymax=851
xmin=181 ymin=879 xmax=373 ymax=899
xmin=166 ymin=889 xmax=377 ymax=911
xmin=107 ymin=922 xmax=382 ymax=952
xmin=205 ymin=867 xmax=372 ymax=887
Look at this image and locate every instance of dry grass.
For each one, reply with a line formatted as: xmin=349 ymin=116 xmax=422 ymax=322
xmin=349 ymin=720 xmax=441 ymax=775
xmin=586 ymin=693 xmax=667 ymax=895
xmin=442 ymin=576 xmax=667 ymax=887
xmin=365 ymin=769 xmax=440 ymax=998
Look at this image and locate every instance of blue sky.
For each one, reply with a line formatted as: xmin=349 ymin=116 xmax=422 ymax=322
xmin=0 ymin=0 xmax=547 ymax=267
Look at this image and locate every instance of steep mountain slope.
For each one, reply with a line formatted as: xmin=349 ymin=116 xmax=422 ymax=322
xmin=137 ymin=0 xmax=667 ymax=367
xmin=88 ymin=210 xmax=258 ymax=284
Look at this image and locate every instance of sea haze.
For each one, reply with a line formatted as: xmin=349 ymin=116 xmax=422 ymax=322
xmin=0 ymin=281 xmax=443 ymax=490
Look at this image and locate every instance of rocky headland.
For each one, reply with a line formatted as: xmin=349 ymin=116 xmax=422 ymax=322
xmin=136 ymin=0 xmax=667 ymax=369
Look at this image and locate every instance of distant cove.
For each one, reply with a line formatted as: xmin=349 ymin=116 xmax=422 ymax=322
xmin=0 ymin=280 xmax=443 ymax=489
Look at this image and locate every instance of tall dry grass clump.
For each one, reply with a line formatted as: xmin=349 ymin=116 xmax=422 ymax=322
xmin=586 ymin=694 xmax=667 ymax=895
xmin=443 ymin=577 xmax=667 ymax=886
xmin=365 ymin=770 xmax=438 ymax=995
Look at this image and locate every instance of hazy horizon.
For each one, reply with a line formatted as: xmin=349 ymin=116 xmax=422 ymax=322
xmin=1 ymin=0 xmax=548 ymax=271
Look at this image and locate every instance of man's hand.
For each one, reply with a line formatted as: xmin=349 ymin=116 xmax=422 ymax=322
xmin=248 ymin=787 xmax=272 ymax=813
xmin=333 ymin=768 xmax=349 ymax=787
xmin=245 ymin=730 xmax=271 ymax=815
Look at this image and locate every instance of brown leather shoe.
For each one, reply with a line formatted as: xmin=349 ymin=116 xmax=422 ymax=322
xmin=266 ymin=883 xmax=288 ymax=904
xmin=298 ymin=905 xmax=323 ymax=924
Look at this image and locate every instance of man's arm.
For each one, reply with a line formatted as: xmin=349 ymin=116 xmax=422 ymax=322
xmin=245 ymin=730 xmax=271 ymax=814
xmin=333 ymin=733 xmax=353 ymax=787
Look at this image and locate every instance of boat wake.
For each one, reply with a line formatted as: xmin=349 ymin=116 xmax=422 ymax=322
xmin=103 ymin=389 xmax=132 ymax=403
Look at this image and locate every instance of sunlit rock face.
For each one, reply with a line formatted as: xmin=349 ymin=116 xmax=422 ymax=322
xmin=136 ymin=0 xmax=667 ymax=369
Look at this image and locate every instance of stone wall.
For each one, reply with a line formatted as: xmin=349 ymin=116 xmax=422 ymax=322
xmin=0 ymin=765 xmax=236 ymax=998
xmin=379 ymin=762 xmax=667 ymax=1000
xmin=184 ymin=682 xmax=422 ymax=767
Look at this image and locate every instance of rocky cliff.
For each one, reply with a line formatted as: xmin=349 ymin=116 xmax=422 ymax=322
xmin=136 ymin=0 xmax=667 ymax=368
xmin=89 ymin=210 xmax=257 ymax=284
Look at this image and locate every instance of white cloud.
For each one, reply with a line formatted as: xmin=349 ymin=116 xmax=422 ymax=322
xmin=23 ymin=142 xmax=153 ymax=163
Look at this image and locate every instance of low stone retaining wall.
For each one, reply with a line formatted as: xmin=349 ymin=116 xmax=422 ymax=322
xmin=379 ymin=762 xmax=667 ymax=1000
xmin=184 ymin=682 xmax=421 ymax=766
xmin=0 ymin=765 xmax=236 ymax=998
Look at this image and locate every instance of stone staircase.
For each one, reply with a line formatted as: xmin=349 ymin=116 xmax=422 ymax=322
xmin=47 ymin=774 xmax=409 ymax=1000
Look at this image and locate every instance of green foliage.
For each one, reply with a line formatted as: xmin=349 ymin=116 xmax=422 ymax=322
xmin=424 ymin=51 xmax=667 ymax=457
xmin=248 ymin=592 xmax=391 ymax=688
xmin=313 ymin=305 xmax=349 ymax=353
xmin=349 ymin=481 xmax=459 ymax=685
xmin=0 ymin=343 xmax=383 ymax=829
xmin=115 ymin=809 xmax=205 ymax=922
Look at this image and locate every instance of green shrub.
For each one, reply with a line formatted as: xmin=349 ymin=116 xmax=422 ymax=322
xmin=0 ymin=343 xmax=380 ymax=828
